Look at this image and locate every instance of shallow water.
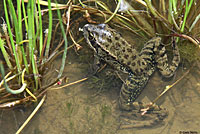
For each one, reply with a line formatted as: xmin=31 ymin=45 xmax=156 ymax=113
xmin=1 ymin=41 xmax=200 ymax=134
xmin=0 ymin=1 xmax=200 ymax=134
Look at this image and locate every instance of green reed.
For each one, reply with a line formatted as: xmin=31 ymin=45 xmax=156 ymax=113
xmin=77 ymin=0 xmax=197 ymax=39
xmin=55 ymin=0 xmax=68 ymax=79
xmin=3 ymin=0 xmax=22 ymax=73
xmin=0 ymin=0 xmax=58 ymax=97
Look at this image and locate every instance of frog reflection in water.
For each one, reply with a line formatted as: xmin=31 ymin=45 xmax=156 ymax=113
xmin=83 ymin=24 xmax=180 ymax=128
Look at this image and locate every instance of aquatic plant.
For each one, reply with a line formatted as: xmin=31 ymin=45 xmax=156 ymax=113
xmin=0 ymin=0 xmax=68 ymax=108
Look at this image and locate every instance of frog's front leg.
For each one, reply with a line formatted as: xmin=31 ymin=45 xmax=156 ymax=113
xmin=119 ymin=75 xmax=148 ymax=111
xmin=89 ymin=54 xmax=106 ymax=75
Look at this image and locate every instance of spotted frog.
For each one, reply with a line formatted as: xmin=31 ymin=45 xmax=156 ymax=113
xmin=83 ymin=24 xmax=180 ymax=128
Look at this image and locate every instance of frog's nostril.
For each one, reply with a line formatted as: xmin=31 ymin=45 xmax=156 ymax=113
xmin=79 ymin=27 xmax=83 ymax=32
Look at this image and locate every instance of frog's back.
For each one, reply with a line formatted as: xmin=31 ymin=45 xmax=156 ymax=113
xmin=83 ymin=24 xmax=143 ymax=74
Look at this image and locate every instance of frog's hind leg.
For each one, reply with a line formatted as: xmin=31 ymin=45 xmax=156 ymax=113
xmin=119 ymin=75 xmax=149 ymax=110
xmin=118 ymin=76 xmax=168 ymax=128
xmin=119 ymin=82 xmax=168 ymax=129
xmin=119 ymin=102 xmax=168 ymax=129
xmin=155 ymin=38 xmax=180 ymax=78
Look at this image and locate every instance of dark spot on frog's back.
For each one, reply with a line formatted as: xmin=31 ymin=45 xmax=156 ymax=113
xmin=115 ymin=42 xmax=121 ymax=47
xmin=105 ymin=43 xmax=109 ymax=48
xmin=131 ymin=62 xmax=136 ymax=66
xmin=132 ymin=55 xmax=137 ymax=60
xmin=139 ymin=68 xmax=144 ymax=73
xmin=135 ymin=69 xmax=139 ymax=74
xmin=127 ymin=48 xmax=132 ymax=53
xmin=121 ymin=40 xmax=126 ymax=45
xmin=141 ymin=61 xmax=145 ymax=65
xmin=107 ymin=38 xmax=112 ymax=43
xmin=92 ymin=31 xmax=99 ymax=37
xmin=127 ymin=61 xmax=131 ymax=65
xmin=124 ymin=54 xmax=129 ymax=59
xmin=137 ymin=60 xmax=141 ymax=66
xmin=115 ymin=36 xmax=119 ymax=40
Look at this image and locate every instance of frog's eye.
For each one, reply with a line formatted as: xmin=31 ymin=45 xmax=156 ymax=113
xmin=98 ymin=24 xmax=106 ymax=29
xmin=89 ymin=33 xmax=95 ymax=40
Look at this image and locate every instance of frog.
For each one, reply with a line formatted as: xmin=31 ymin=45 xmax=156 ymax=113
xmin=82 ymin=23 xmax=180 ymax=128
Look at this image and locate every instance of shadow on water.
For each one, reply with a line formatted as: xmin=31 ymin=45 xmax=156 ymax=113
xmin=0 ymin=1 xmax=200 ymax=134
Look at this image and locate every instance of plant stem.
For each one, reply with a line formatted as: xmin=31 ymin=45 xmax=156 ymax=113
xmin=44 ymin=0 xmax=53 ymax=58
xmin=55 ymin=0 xmax=68 ymax=78
xmin=4 ymin=0 xmax=21 ymax=73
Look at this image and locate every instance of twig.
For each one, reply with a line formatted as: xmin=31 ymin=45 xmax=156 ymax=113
xmin=141 ymin=64 xmax=193 ymax=115
xmin=16 ymin=94 xmax=46 ymax=134
xmin=104 ymin=0 xmax=121 ymax=23
xmin=69 ymin=30 xmax=82 ymax=50
xmin=172 ymin=33 xmax=200 ymax=47
xmin=50 ymin=77 xmax=88 ymax=90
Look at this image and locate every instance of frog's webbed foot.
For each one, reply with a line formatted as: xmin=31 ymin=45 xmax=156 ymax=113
xmin=119 ymin=102 xmax=168 ymax=129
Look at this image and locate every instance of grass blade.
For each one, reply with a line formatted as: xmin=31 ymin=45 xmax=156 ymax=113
xmin=180 ymin=0 xmax=194 ymax=32
xmin=0 ymin=38 xmax=13 ymax=69
xmin=44 ymin=0 xmax=53 ymax=58
xmin=27 ymin=0 xmax=38 ymax=90
xmin=37 ymin=0 xmax=43 ymax=56
xmin=55 ymin=0 xmax=68 ymax=78
xmin=189 ymin=13 xmax=200 ymax=32
xmin=4 ymin=0 xmax=21 ymax=73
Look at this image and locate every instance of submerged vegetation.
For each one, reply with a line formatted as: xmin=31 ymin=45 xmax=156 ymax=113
xmin=0 ymin=0 xmax=199 ymax=132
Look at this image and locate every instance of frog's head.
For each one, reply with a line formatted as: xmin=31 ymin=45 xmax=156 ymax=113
xmin=83 ymin=24 xmax=108 ymax=36
xmin=83 ymin=24 xmax=113 ymax=52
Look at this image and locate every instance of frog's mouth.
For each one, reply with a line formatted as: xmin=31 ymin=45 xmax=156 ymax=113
xmin=83 ymin=25 xmax=99 ymax=52
xmin=87 ymin=33 xmax=100 ymax=52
